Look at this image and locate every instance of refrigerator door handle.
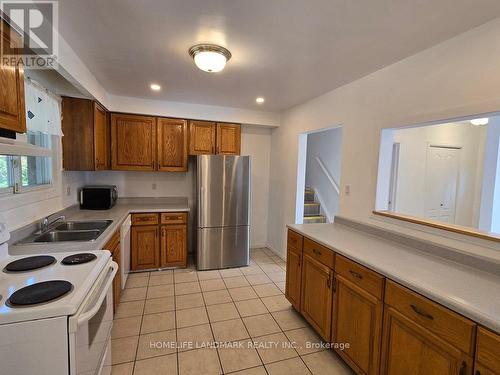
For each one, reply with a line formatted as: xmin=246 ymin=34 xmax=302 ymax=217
xmin=198 ymin=185 xmax=204 ymax=228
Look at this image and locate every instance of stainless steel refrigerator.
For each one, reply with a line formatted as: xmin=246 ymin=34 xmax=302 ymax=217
xmin=196 ymin=155 xmax=251 ymax=270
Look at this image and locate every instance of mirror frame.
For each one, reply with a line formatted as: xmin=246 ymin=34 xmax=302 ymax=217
xmin=373 ymin=210 xmax=500 ymax=243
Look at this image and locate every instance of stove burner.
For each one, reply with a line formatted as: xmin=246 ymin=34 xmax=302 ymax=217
xmin=61 ymin=253 xmax=97 ymax=265
xmin=8 ymin=280 xmax=73 ymax=306
xmin=4 ymin=255 xmax=56 ymax=273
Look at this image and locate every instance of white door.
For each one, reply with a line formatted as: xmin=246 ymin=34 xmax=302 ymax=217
xmin=424 ymin=146 xmax=460 ymax=223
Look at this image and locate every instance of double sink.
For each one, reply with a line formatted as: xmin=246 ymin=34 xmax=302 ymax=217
xmin=21 ymin=220 xmax=113 ymax=244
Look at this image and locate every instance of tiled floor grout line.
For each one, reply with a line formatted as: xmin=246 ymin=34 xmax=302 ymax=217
xmin=172 ymin=278 xmax=180 ymax=375
xmin=132 ymin=272 xmax=150 ymax=375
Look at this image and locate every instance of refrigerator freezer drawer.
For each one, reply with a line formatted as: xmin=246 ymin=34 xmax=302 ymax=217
xmin=197 ymin=226 xmax=249 ymax=270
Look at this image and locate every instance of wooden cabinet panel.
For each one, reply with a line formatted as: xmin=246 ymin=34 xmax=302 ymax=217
xmin=131 ymin=213 xmax=159 ymax=226
xmin=161 ymin=212 xmax=187 ymax=225
xmin=336 ymin=255 xmax=384 ymax=300
xmin=300 ymin=254 xmax=333 ymax=341
xmin=216 ymin=123 xmax=240 ymax=155
xmin=303 ymin=238 xmax=334 ymax=269
xmin=287 ymin=230 xmax=303 ymax=251
xmin=112 ymin=242 xmax=121 ymax=312
xmin=160 ymin=225 xmax=187 ymax=268
xmin=475 ymin=327 xmax=500 ymax=374
xmin=385 ymin=280 xmax=476 ymax=355
xmin=93 ymin=103 xmax=110 ymax=170
xmin=0 ymin=20 xmax=26 ymax=133
xmin=189 ymin=120 xmax=216 ymax=155
xmin=381 ymin=306 xmax=472 ymax=375
xmin=285 ymin=245 xmax=302 ymax=310
xmin=112 ymin=114 xmax=157 ymax=170
xmin=332 ymin=274 xmax=383 ymax=375
xmin=157 ymin=118 xmax=188 ymax=171
xmin=131 ymin=225 xmax=159 ymax=270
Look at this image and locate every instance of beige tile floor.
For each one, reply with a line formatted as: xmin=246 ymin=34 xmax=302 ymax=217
xmin=111 ymin=248 xmax=353 ymax=375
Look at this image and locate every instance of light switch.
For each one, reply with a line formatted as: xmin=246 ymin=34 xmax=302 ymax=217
xmin=344 ymin=185 xmax=351 ymax=195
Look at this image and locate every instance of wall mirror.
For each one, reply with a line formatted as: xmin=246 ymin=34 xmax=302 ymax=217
xmin=375 ymin=114 xmax=500 ymax=240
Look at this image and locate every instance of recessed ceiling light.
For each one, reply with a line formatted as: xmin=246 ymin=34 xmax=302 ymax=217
xmin=150 ymin=83 xmax=161 ymax=91
xmin=189 ymin=44 xmax=231 ymax=73
xmin=470 ymin=118 xmax=489 ymax=126
xmin=256 ymin=97 xmax=265 ymax=104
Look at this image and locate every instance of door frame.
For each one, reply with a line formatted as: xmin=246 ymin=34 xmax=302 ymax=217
xmin=388 ymin=143 xmax=400 ymax=212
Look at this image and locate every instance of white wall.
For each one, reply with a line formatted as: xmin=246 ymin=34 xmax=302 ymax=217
xmin=305 ymin=128 xmax=342 ymax=222
xmin=267 ymin=17 xmax=500 ymax=256
xmin=388 ymin=122 xmax=486 ymax=228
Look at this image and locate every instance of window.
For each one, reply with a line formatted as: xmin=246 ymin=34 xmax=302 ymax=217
xmin=0 ymin=79 xmax=61 ymax=195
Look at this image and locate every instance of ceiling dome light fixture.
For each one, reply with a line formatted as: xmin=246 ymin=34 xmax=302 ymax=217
xmin=256 ymin=97 xmax=265 ymax=104
xmin=470 ymin=118 xmax=489 ymax=126
xmin=189 ymin=44 xmax=232 ymax=73
xmin=150 ymin=83 xmax=161 ymax=91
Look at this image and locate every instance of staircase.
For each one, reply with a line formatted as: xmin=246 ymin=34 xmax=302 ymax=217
xmin=303 ymin=188 xmax=327 ymax=223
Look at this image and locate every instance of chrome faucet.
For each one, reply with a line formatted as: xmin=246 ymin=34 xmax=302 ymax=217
xmin=40 ymin=214 xmax=66 ymax=233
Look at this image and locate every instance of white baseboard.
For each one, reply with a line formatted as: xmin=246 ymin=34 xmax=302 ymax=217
xmin=264 ymin=243 xmax=286 ymax=260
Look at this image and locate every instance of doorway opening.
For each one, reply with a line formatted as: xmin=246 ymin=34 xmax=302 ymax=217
xmin=295 ymin=126 xmax=343 ymax=224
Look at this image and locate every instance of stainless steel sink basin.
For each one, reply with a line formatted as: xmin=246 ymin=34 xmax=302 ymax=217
xmin=54 ymin=220 xmax=112 ymax=232
xmin=33 ymin=230 xmax=102 ymax=243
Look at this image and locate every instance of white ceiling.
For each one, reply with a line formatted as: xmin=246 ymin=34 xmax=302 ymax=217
xmin=58 ymin=0 xmax=500 ymax=112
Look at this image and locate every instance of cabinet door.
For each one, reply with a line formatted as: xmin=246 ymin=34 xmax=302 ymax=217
xmin=216 ymin=123 xmax=240 ymax=155
xmin=300 ymin=254 xmax=333 ymax=341
xmin=332 ymin=274 xmax=383 ymax=375
xmin=112 ymin=243 xmax=121 ymax=312
xmin=285 ymin=245 xmax=302 ymax=310
xmin=475 ymin=327 xmax=500 ymax=375
xmin=0 ymin=20 xmax=26 ymax=133
xmin=157 ymin=118 xmax=188 ymax=171
xmin=189 ymin=120 xmax=216 ymax=155
xmin=94 ymin=103 xmax=110 ymax=170
xmin=381 ymin=306 xmax=472 ymax=375
xmin=131 ymin=225 xmax=159 ymax=270
xmin=160 ymin=225 xmax=187 ymax=268
xmin=111 ymin=114 xmax=157 ymax=170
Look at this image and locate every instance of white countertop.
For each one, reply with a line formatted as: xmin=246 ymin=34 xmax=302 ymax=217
xmin=288 ymin=222 xmax=500 ymax=333
xmin=10 ymin=197 xmax=190 ymax=255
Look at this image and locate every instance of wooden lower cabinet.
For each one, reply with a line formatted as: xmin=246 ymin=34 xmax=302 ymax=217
xmin=161 ymin=225 xmax=187 ymax=268
xmin=332 ymin=274 xmax=383 ymax=375
xmin=104 ymin=230 xmax=121 ymax=313
xmin=285 ymin=244 xmax=302 ymax=310
xmin=300 ymin=253 xmax=333 ymax=341
xmin=131 ymin=212 xmax=187 ymax=271
xmin=131 ymin=225 xmax=160 ymax=270
xmin=381 ymin=306 xmax=472 ymax=375
xmin=475 ymin=327 xmax=500 ymax=375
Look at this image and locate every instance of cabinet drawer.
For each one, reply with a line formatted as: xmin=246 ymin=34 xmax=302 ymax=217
xmin=385 ymin=280 xmax=476 ymax=355
xmin=303 ymin=238 xmax=334 ymax=269
xmin=476 ymin=327 xmax=500 ymax=373
xmin=287 ymin=230 xmax=303 ymax=252
xmin=336 ymin=255 xmax=384 ymax=299
xmin=161 ymin=212 xmax=187 ymax=225
xmin=132 ymin=213 xmax=159 ymax=226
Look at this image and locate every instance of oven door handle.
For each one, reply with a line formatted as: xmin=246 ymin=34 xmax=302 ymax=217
xmin=77 ymin=262 xmax=117 ymax=326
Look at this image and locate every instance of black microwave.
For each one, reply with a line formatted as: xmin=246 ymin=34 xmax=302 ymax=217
xmin=79 ymin=185 xmax=118 ymax=210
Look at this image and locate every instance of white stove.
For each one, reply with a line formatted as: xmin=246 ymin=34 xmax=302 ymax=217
xmin=0 ymin=216 xmax=117 ymax=375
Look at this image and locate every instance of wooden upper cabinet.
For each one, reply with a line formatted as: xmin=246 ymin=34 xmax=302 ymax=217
xmin=157 ymin=118 xmax=188 ymax=171
xmin=111 ymin=114 xmax=157 ymax=171
xmin=189 ymin=120 xmax=216 ymax=155
xmin=93 ymin=103 xmax=110 ymax=170
xmin=301 ymin=253 xmax=333 ymax=341
xmin=62 ymin=97 xmax=110 ymax=171
xmin=0 ymin=19 xmax=26 ymax=133
xmin=160 ymin=224 xmax=187 ymax=268
xmin=475 ymin=327 xmax=500 ymax=375
xmin=131 ymin=225 xmax=160 ymax=270
xmin=216 ymin=123 xmax=241 ymax=155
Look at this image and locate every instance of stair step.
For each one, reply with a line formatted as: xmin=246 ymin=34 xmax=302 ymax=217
xmin=303 ymin=215 xmax=327 ymax=224
xmin=304 ymin=202 xmax=320 ymax=216
xmin=304 ymin=189 xmax=315 ymax=202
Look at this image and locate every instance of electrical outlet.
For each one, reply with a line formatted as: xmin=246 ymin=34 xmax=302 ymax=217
xmin=344 ymin=184 xmax=351 ymax=196
xmin=66 ymin=186 xmax=71 ymax=196
xmin=152 ymin=183 xmax=157 ymax=190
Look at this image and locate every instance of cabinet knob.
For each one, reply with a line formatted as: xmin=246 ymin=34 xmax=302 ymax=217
xmin=458 ymin=361 xmax=466 ymax=375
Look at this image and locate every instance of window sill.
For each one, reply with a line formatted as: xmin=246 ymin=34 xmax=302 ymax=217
xmin=0 ymin=185 xmax=60 ymax=212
